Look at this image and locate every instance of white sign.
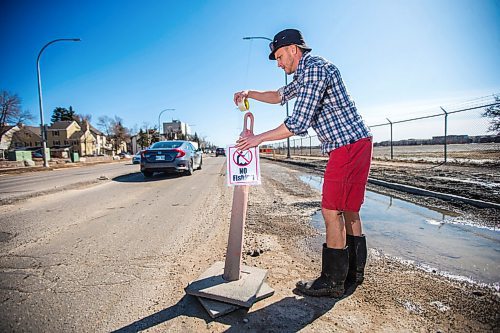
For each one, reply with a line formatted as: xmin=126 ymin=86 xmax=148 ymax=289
xmin=226 ymin=145 xmax=261 ymax=186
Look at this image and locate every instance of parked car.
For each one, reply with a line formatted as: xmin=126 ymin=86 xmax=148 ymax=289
xmin=132 ymin=151 xmax=141 ymax=164
xmin=140 ymin=140 xmax=202 ymax=178
xmin=31 ymin=150 xmax=43 ymax=158
xmin=119 ymin=152 xmax=132 ymax=159
xmin=215 ymin=147 xmax=225 ymax=157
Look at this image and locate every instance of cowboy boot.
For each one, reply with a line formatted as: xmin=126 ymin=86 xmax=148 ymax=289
xmin=346 ymin=234 xmax=367 ymax=284
xmin=296 ymin=244 xmax=348 ymax=298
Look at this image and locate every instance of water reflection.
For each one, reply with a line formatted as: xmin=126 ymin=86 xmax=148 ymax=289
xmin=300 ymin=175 xmax=500 ymax=286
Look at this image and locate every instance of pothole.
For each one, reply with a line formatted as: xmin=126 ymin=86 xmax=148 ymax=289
xmin=0 ymin=232 xmax=13 ymax=242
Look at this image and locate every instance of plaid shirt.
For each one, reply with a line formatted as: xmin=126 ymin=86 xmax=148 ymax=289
xmin=280 ymin=53 xmax=371 ymax=154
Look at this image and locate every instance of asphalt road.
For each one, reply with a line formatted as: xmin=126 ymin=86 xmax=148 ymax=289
xmin=0 ymin=155 xmax=229 ymax=332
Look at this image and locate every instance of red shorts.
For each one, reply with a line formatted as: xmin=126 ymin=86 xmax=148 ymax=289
xmin=322 ymin=137 xmax=372 ymax=212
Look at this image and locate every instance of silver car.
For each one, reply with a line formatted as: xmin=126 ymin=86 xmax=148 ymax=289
xmin=132 ymin=151 xmax=142 ymax=164
xmin=140 ymin=140 xmax=202 ymax=178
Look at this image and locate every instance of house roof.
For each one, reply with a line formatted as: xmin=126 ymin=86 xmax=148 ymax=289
xmin=49 ymin=120 xmax=76 ymax=130
xmin=73 ymin=120 xmax=105 ymax=136
xmin=70 ymin=131 xmax=84 ymax=140
xmin=0 ymin=125 xmax=18 ymax=135
xmin=23 ymin=126 xmax=41 ymax=136
xmin=90 ymin=125 xmax=104 ymax=136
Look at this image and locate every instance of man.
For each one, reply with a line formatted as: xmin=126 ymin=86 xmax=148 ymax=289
xmin=234 ymin=29 xmax=372 ymax=298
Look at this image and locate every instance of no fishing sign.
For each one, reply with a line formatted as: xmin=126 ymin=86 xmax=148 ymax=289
xmin=226 ymin=145 xmax=261 ymax=186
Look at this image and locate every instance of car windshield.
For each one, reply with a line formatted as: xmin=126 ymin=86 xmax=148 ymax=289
xmin=151 ymin=141 xmax=183 ymax=149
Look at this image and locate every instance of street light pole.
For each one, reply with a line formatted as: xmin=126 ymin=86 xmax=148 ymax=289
xmin=243 ymin=36 xmax=291 ymax=158
xmin=37 ymin=38 xmax=81 ymax=167
xmin=284 ymin=73 xmax=291 ymax=158
xmin=158 ymin=108 xmax=175 ymax=141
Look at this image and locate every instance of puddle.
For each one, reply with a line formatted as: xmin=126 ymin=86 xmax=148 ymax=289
xmin=300 ymin=174 xmax=500 ymax=286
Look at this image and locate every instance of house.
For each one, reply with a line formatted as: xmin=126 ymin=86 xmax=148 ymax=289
xmin=88 ymin=125 xmax=107 ymax=155
xmin=11 ymin=124 xmax=42 ymax=149
xmin=0 ymin=125 xmax=19 ymax=159
xmin=84 ymin=123 xmax=114 ymax=156
xmin=108 ymin=137 xmax=128 ymax=155
xmin=1 ymin=124 xmax=44 ymax=158
xmin=47 ymin=120 xmax=95 ymax=156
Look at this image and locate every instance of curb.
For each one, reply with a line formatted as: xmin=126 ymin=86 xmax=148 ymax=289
xmin=0 ymin=160 xmax=127 ymax=175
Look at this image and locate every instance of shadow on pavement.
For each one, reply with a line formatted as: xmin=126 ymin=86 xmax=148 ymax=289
xmin=112 ymin=172 xmax=184 ymax=183
xmin=110 ymin=286 xmax=359 ymax=332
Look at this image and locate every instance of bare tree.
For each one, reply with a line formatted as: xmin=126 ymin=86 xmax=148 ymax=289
xmin=73 ymin=113 xmax=92 ymax=124
xmin=0 ymin=90 xmax=33 ymax=141
xmin=97 ymin=115 xmax=113 ymax=136
xmin=97 ymin=115 xmax=130 ymax=153
xmin=113 ymin=117 xmax=130 ymax=152
xmin=483 ymin=95 xmax=500 ymax=133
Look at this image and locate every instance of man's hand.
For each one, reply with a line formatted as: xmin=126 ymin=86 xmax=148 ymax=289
xmin=235 ymin=134 xmax=262 ymax=151
xmin=233 ymin=90 xmax=249 ymax=106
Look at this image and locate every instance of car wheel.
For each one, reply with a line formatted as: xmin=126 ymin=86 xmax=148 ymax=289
xmin=196 ymin=157 xmax=202 ymax=170
xmin=186 ymin=160 xmax=194 ymax=176
xmin=142 ymin=170 xmax=153 ymax=178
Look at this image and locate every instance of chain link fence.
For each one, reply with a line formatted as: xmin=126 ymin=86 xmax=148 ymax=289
xmin=267 ymin=94 xmax=500 ymax=163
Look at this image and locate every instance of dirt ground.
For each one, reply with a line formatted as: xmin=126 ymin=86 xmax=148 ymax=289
xmin=174 ymin=158 xmax=499 ymax=332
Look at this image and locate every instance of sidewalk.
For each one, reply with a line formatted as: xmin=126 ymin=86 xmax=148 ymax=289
xmin=0 ymin=156 xmax=126 ymax=175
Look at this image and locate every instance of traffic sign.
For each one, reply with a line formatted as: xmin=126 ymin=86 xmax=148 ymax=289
xmin=227 ymin=145 xmax=260 ymax=186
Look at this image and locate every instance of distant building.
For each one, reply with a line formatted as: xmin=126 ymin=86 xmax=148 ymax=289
xmin=374 ymin=134 xmax=478 ymax=146
xmin=470 ymin=134 xmax=500 ymax=143
xmin=431 ymin=135 xmax=470 ymax=144
xmin=161 ymin=119 xmax=190 ymax=140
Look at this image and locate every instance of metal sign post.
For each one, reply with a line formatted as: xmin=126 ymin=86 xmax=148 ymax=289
xmin=223 ymin=112 xmax=254 ymax=281
xmin=185 ymin=111 xmax=273 ymax=318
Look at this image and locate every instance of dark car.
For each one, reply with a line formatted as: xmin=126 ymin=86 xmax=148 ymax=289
xmin=31 ymin=150 xmax=43 ymax=158
xmin=215 ymin=148 xmax=226 ymax=157
xmin=140 ymin=140 xmax=202 ymax=178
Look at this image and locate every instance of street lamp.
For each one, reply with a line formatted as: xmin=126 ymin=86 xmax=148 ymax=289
xmin=158 ymin=108 xmax=175 ymax=140
xmin=243 ymin=36 xmax=291 ymax=158
xmin=37 ymin=38 xmax=81 ymax=167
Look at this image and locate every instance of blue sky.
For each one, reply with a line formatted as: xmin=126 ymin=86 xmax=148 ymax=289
xmin=2 ymin=0 xmax=499 ymax=146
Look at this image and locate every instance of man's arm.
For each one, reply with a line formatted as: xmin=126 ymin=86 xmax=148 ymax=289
xmin=235 ymin=123 xmax=293 ymax=151
xmin=234 ymin=90 xmax=281 ymax=105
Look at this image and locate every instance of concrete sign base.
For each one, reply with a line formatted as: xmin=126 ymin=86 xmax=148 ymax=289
xmin=196 ymin=282 xmax=274 ymax=318
xmin=185 ymin=261 xmax=271 ymax=308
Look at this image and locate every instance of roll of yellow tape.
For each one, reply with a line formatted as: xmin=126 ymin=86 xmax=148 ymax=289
xmin=237 ymin=98 xmax=249 ymax=111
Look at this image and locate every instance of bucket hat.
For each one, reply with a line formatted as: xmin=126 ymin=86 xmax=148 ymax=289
xmin=269 ymin=29 xmax=312 ymax=60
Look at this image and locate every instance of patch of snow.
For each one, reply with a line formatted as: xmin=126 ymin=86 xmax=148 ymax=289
xmin=430 ymin=301 xmax=450 ymax=312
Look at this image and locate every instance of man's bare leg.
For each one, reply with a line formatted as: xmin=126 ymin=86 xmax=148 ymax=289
xmin=344 ymin=211 xmax=363 ymax=236
xmin=322 ymin=208 xmax=346 ymax=248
